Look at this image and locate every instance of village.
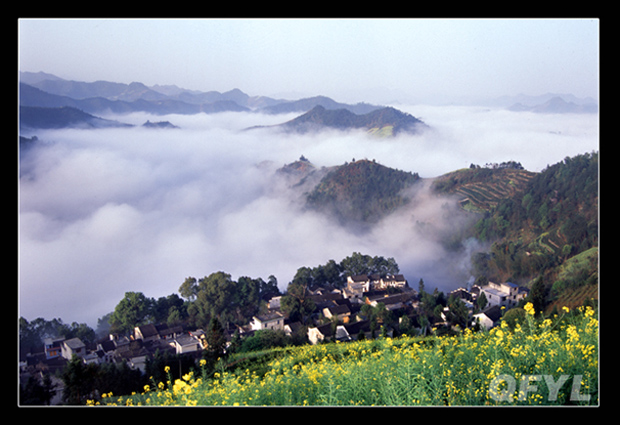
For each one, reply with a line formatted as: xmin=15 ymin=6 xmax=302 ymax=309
xmin=20 ymin=274 xmax=529 ymax=404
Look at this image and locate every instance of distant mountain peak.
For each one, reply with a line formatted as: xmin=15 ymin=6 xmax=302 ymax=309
xmin=279 ymin=105 xmax=427 ymax=136
xmin=508 ymin=96 xmax=598 ymax=114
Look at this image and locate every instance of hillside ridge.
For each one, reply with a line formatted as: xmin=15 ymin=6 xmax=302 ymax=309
xmin=305 ymin=159 xmax=421 ymax=227
xmin=275 ymin=105 xmax=426 ymax=136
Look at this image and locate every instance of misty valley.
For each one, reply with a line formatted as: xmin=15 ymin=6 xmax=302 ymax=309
xmin=19 ymin=73 xmax=599 ymax=326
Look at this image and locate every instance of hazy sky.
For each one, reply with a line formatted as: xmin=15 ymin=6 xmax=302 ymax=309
xmin=18 ymin=18 xmax=599 ymax=104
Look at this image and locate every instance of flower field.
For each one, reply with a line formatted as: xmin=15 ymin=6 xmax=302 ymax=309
xmin=91 ymin=304 xmax=598 ymax=406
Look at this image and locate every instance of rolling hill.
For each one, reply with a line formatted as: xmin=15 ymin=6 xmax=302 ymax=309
xmin=305 ymin=159 xmax=421 ymax=228
xmin=19 ymin=105 xmax=133 ymax=130
xmin=431 ymin=164 xmax=536 ymax=213
xmin=274 ymin=105 xmax=427 ymax=136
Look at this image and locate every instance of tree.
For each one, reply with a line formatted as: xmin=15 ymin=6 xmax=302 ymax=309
xmin=150 ymin=293 xmax=186 ymax=325
xmin=96 ymin=313 xmax=113 ymax=337
xmin=418 ymin=278 xmax=425 ymax=295
xmin=166 ymin=307 xmax=183 ymax=327
xmin=238 ymin=329 xmax=290 ymax=353
xmin=260 ymin=275 xmax=281 ymax=300
xmin=109 ymin=291 xmax=152 ymax=334
xmin=340 ymin=252 xmax=400 ymax=277
xmin=205 ymin=317 xmax=227 ymax=362
xmin=65 ymin=322 xmax=96 ymax=345
xmin=20 ymin=374 xmax=55 ymax=405
xmin=281 ymin=281 xmax=315 ymax=324
xmin=322 ymin=259 xmax=345 ymax=288
xmin=529 ymin=276 xmax=548 ymax=318
xmin=340 ymin=252 xmax=372 ymax=276
xmin=193 ymin=272 xmax=236 ymax=327
xmin=61 ymin=355 xmax=97 ymax=404
xmin=502 ymin=307 xmax=526 ymax=330
xmin=446 ymin=296 xmax=469 ymax=329
xmin=179 ymin=277 xmax=198 ymax=301
xmin=235 ymin=276 xmax=262 ymax=323
xmin=476 ymin=291 xmax=488 ymax=312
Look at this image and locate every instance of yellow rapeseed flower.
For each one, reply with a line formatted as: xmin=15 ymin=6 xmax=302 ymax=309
xmin=524 ymin=302 xmax=535 ymax=316
xmin=562 ymin=306 xmax=570 ymax=313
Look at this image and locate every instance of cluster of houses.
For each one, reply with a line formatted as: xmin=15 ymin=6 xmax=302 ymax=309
xmin=23 ymin=322 xmax=207 ymax=378
xmin=449 ymin=280 xmax=529 ymax=329
xmin=20 ymin=322 xmax=208 ymax=404
xmin=21 ymin=273 xmax=529 ymax=404
xmin=250 ymin=274 xmax=528 ymax=344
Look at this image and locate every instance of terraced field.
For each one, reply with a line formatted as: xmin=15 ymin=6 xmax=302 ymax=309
xmin=433 ymin=168 xmax=536 ymax=213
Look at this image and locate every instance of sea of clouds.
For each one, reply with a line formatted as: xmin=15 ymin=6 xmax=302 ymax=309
xmin=18 ymin=106 xmax=599 ymax=326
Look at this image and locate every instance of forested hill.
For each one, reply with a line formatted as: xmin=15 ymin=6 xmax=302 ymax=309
xmin=474 ymin=152 xmax=598 ymax=248
xmin=431 ymin=162 xmax=536 ymax=213
xmin=305 ymin=159 xmax=420 ymax=228
xmin=467 ymin=152 xmax=598 ymax=310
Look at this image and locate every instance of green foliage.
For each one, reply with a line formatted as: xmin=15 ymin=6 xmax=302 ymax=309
xmin=475 ymin=152 xmax=597 ymax=244
xmin=19 ymin=316 xmax=96 ymax=357
xmin=550 ymin=247 xmax=598 ymax=298
xmin=109 ymin=291 xmax=153 ymax=334
xmin=20 ymin=373 xmax=55 ymax=405
xmin=306 ymin=159 xmax=420 ymax=227
xmin=235 ymin=329 xmax=301 ymax=354
xmin=205 ymin=317 xmax=227 ymax=362
xmin=183 ymin=273 xmax=280 ymax=329
xmin=470 ymin=152 xmax=598 ymax=290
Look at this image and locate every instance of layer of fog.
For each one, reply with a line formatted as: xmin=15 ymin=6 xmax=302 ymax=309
xmin=18 ymin=106 xmax=599 ymax=326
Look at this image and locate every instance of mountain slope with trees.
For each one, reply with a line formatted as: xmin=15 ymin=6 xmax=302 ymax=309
xmin=305 ymin=159 xmax=421 ymax=228
xmin=432 ymin=162 xmax=536 ymax=213
xmin=467 ymin=152 xmax=598 ymax=311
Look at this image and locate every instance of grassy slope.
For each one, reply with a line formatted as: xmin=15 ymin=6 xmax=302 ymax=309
xmin=99 ymin=305 xmax=598 ymax=406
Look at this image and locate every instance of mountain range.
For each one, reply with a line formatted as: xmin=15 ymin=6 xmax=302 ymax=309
xmin=507 ymin=96 xmax=598 ymax=114
xmin=19 ymin=71 xmax=384 ymax=117
xmin=19 ymin=72 xmax=428 ymax=136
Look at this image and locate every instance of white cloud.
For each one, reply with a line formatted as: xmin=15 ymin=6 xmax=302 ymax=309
xmin=18 ymin=107 xmax=598 ymax=326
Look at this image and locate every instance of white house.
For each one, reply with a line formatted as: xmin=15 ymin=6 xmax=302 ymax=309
xmin=322 ymin=304 xmax=351 ymax=321
xmin=250 ymin=312 xmax=285 ymax=331
xmin=344 ymin=275 xmax=371 ymax=301
xmin=61 ymin=338 xmax=85 ymax=360
xmin=43 ymin=337 xmax=64 ymax=360
xmin=307 ymin=323 xmax=350 ymax=345
xmin=268 ymin=296 xmax=281 ymax=310
xmin=472 ymin=305 xmax=503 ymax=330
xmin=345 ymin=274 xmax=408 ymax=300
xmin=377 ymin=274 xmax=408 ymax=290
xmin=134 ymin=324 xmax=160 ymax=342
xmin=480 ymin=282 xmax=527 ymax=308
xmin=172 ymin=334 xmax=202 ymax=355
